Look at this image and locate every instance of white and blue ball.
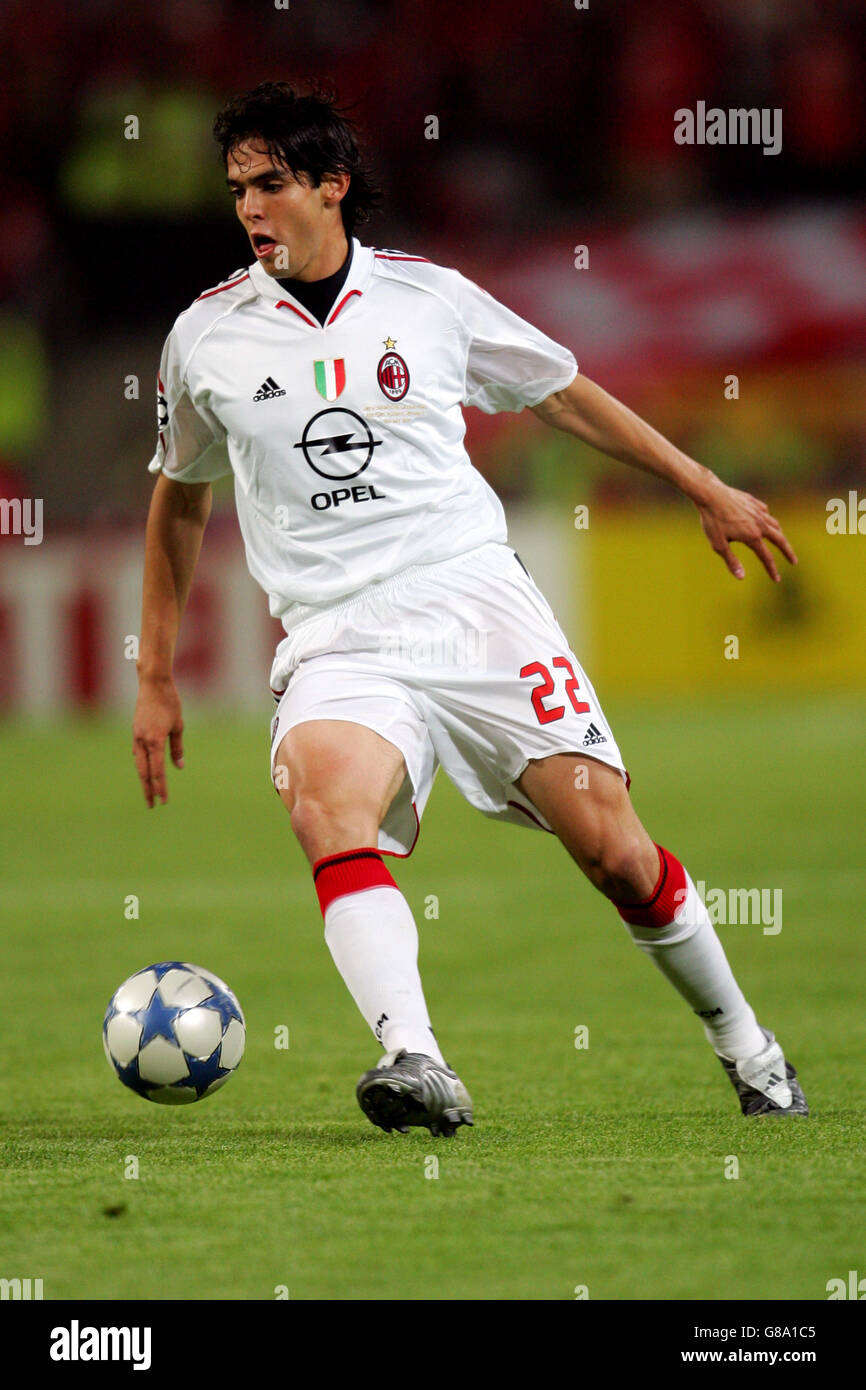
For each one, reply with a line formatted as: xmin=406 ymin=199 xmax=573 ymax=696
xmin=103 ymin=962 xmax=245 ymax=1104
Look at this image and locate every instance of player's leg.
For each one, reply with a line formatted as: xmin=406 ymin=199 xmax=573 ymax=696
xmin=275 ymin=718 xmax=406 ymax=863
xmin=275 ymin=718 xmax=444 ymax=1060
xmin=515 ymin=753 xmax=808 ymax=1114
xmin=274 ymin=718 xmax=472 ymax=1134
xmin=518 ymin=753 xmax=661 ymax=901
xmin=388 ymin=543 xmax=805 ymax=1114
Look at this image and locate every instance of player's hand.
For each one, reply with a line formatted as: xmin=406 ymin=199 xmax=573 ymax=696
xmin=132 ymin=674 xmax=185 ymax=808
xmin=696 ymin=478 xmax=798 ymax=582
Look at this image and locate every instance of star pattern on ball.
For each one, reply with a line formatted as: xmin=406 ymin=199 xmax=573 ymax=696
xmin=175 ymin=1048 xmax=231 ymax=1097
xmin=113 ymin=1054 xmax=150 ymax=1097
xmin=151 ymin=960 xmax=186 ymax=980
xmin=135 ymin=991 xmax=183 ymax=1048
xmin=105 ymin=962 xmax=245 ymax=1105
xmin=199 ymin=984 xmax=244 ymax=1031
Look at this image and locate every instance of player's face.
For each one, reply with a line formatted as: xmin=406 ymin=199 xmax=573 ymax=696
xmin=226 ymin=140 xmax=349 ymax=280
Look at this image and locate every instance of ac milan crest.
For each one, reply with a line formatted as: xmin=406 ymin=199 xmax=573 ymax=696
xmin=377 ymin=350 xmax=410 ymax=401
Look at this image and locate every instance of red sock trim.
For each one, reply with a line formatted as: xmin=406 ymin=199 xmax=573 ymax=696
xmin=312 ymin=847 xmax=397 ymax=916
xmin=614 ymin=844 xmax=688 ymax=928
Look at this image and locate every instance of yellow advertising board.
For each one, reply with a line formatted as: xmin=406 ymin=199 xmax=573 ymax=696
xmin=582 ymin=498 xmax=866 ymax=693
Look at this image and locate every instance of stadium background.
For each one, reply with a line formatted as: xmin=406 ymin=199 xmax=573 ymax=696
xmin=1 ymin=0 xmax=865 ymax=1306
xmin=1 ymin=0 xmax=864 ymax=707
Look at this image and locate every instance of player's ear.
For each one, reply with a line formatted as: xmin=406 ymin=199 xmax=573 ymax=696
xmin=320 ymin=170 xmax=350 ymax=207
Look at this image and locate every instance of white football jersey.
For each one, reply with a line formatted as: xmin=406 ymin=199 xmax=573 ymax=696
xmin=149 ymin=240 xmax=577 ymax=630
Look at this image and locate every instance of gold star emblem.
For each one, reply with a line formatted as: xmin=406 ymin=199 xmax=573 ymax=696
xmin=383 ymin=336 xmax=397 ymax=349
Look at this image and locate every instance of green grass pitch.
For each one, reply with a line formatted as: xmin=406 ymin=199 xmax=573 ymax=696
xmin=1 ymin=692 xmax=864 ymax=1301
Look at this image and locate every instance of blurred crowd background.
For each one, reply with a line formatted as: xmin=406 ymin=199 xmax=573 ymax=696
xmin=1 ymin=0 xmax=864 ymax=711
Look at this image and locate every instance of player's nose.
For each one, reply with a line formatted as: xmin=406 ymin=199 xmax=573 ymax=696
xmin=238 ymin=191 xmax=263 ymax=222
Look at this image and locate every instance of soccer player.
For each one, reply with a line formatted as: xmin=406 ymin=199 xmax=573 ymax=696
xmin=133 ymin=82 xmax=807 ymax=1136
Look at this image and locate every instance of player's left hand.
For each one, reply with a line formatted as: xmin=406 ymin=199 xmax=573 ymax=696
xmin=696 ymin=479 xmax=798 ymax=582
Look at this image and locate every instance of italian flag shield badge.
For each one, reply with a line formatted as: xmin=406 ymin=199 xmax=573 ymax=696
xmin=314 ymin=359 xmax=346 ymax=401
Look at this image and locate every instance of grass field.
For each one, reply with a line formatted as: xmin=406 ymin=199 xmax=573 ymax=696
xmin=1 ymin=692 xmax=864 ymax=1301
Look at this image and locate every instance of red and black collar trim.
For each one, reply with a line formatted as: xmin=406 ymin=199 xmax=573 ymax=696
xmin=195 ymin=271 xmax=250 ymax=302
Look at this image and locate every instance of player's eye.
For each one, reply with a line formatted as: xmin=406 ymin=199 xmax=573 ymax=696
xmin=228 ymin=181 xmax=282 ymax=198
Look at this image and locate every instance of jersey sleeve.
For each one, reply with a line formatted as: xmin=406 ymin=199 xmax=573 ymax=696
xmin=147 ymin=328 xmax=232 ymax=482
xmin=457 ymin=274 xmax=578 ymax=414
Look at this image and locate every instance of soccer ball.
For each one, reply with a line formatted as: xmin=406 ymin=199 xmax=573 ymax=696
xmin=103 ymin=962 xmax=245 ymax=1104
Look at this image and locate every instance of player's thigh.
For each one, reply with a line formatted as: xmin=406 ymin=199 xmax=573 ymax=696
xmin=516 ymin=752 xmax=657 ymax=895
xmin=274 ymin=718 xmax=407 ymax=822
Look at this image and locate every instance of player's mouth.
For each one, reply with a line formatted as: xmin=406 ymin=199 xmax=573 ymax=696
xmin=251 ymin=233 xmax=278 ymax=258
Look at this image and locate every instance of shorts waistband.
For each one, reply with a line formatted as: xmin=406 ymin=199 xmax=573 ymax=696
xmin=279 ymin=542 xmax=505 ymax=635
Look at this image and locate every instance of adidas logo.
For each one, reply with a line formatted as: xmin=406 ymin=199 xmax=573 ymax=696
xmin=253 ymin=376 xmax=286 ymax=401
xmin=582 ymin=723 xmax=607 ymax=746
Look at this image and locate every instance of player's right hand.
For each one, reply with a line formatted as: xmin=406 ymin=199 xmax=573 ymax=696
xmin=132 ymin=675 xmax=185 ymax=808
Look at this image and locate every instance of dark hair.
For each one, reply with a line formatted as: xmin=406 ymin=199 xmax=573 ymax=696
xmin=213 ymin=80 xmax=381 ymax=236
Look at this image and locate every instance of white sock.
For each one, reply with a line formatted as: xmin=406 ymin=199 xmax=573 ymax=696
xmin=620 ymin=865 xmax=766 ymax=1060
xmin=324 ymin=885 xmax=446 ymax=1065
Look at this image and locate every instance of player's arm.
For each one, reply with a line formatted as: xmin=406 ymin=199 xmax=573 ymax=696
xmin=133 ymin=473 xmax=212 ymax=807
xmin=531 ymin=372 xmax=797 ymax=582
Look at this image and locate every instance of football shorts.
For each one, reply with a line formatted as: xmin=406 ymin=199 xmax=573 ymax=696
xmin=269 ymin=541 xmax=627 ymax=856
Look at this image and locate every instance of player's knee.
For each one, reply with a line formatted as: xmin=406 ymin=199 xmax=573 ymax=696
xmin=289 ymin=792 xmax=378 ymax=864
xmin=586 ymin=832 xmax=656 ymax=902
